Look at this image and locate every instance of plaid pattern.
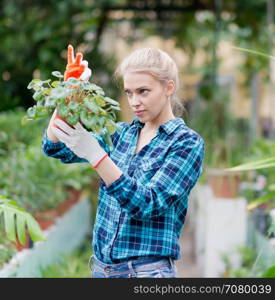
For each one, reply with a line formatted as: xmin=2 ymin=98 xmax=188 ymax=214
xmin=42 ymin=117 xmax=205 ymax=263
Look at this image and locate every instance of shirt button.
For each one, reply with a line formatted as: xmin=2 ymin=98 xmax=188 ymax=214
xmin=105 ymin=266 xmax=111 ymax=272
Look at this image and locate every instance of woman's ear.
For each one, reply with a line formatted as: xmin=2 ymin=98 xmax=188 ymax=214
xmin=166 ymin=80 xmax=175 ymax=97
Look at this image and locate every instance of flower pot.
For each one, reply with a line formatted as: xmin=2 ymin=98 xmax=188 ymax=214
xmin=207 ymin=168 xmax=241 ymax=198
xmin=34 ymin=209 xmax=59 ymax=230
xmin=56 ymin=188 xmax=83 ymax=216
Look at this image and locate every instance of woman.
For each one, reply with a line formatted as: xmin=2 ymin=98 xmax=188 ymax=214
xmin=42 ymin=47 xmax=205 ymax=278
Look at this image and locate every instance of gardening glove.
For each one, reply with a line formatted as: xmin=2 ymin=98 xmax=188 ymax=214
xmin=51 ymin=118 xmax=108 ymax=168
xmin=64 ymin=44 xmax=92 ymax=81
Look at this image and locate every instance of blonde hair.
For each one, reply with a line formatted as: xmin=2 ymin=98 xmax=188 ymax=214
xmin=114 ymin=47 xmax=185 ymax=117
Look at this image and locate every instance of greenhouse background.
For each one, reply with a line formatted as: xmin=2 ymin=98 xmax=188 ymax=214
xmin=0 ymin=0 xmax=275 ymax=278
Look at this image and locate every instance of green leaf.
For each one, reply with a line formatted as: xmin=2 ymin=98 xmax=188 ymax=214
xmin=66 ymin=77 xmax=79 ymax=86
xmin=225 ymin=156 xmax=275 ymax=172
xmin=26 ymin=215 xmax=45 ymax=242
xmin=4 ymin=209 xmax=16 ymax=242
xmin=58 ymin=105 xmax=70 ymax=117
xmin=93 ymin=95 xmax=106 ymax=107
xmin=51 ymin=81 xmax=60 ymax=88
xmin=106 ymin=120 xmax=117 ymax=135
xmin=0 ymin=196 xmax=45 ymax=244
xmin=21 ymin=115 xmax=32 ymax=125
xmin=67 ymin=101 xmax=80 ymax=111
xmin=110 ymin=105 xmax=121 ymax=111
xmin=16 ymin=213 xmax=27 ymax=244
xmin=27 ymin=79 xmax=43 ymax=90
xmin=83 ymin=98 xmax=99 ymax=112
xmin=104 ymin=97 xmax=119 ymax=105
xmin=33 ymin=90 xmax=45 ymax=102
xmin=52 ymin=71 xmax=64 ymax=78
xmin=42 ymin=88 xmax=51 ymax=96
xmin=232 ymin=46 xmax=275 ymax=60
xmin=261 ymin=265 xmax=275 ymax=278
xmin=66 ymin=112 xmax=80 ymax=126
xmin=80 ymin=111 xmax=96 ymax=129
xmin=51 ymin=87 xmax=66 ymax=99
xmin=27 ymin=106 xmax=36 ymax=118
xmin=96 ymin=89 xmax=105 ymax=96
xmin=98 ymin=117 xmax=105 ymax=127
xmin=247 ymin=191 xmax=275 ymax=211
xmin=36 ymin=106 xmax=49 ymax=118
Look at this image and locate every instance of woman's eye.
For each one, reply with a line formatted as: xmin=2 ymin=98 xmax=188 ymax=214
xmin=140 ymin=89 xmax=149 ymax=95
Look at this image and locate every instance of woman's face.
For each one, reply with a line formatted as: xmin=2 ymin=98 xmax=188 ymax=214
xmin=123 ymin=71 xmax=173 ymax=122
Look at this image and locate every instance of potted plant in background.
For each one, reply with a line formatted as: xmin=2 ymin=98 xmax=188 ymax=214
xmin=190 ymin=77 xmax=249 ymax=198
xmin=224 ymin=46 xmax=275 ymax=277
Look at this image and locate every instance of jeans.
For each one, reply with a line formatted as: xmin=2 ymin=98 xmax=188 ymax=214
xmin=89 ymin=255 xmax=177 ymax=278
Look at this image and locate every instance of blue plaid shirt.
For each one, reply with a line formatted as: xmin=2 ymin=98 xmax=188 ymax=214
xmin=42 ymin=117 xmax=205 ymax=263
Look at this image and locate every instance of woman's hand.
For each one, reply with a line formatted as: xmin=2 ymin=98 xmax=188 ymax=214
xmin=51 ymin=119 xmax=108 ymax=168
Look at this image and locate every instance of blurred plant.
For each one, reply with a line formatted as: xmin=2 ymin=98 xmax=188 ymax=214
xmin=0 ymin=138 xmax=95 ymax=214
xmin=222 ymin=246 xmax=258 ymax=278
xmin=40 ymin=236 xmax=92 ymax=278
xmin=0 ymin=108 xmax=48 ymax=156
xmin=0 ymin=195 xmax=45 ymax=246
xmin=190 ymin=79 xmax=248 ymax=169
xmin=0 ymin=221 xmax=17 ymax=268
xmin=224 ymin=46 xmax=275 ymax=278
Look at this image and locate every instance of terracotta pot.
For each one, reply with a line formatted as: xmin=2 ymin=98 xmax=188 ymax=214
xmin=56 ymin=188 xmax=83 ymax=216
xmin=34 ymin=209 xmax=59 ymax=230
xmin=207 ymin=168 xmax=241 ymax=198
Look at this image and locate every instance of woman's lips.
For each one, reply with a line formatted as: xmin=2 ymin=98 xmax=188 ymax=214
xmin=135 ymin=110 xmax=145 ymax=116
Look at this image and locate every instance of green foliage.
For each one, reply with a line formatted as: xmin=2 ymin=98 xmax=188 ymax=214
xmin=0 ymin=108 xmax=48 ymax=156
xmin=222 ymin=246 xmax=258 ymax=278
xmin=0 ymin=195 xmax=45 ymax=244
xmin=0 ymin=138 xmax=95 ymax=214
xmin=0 ymin=108 xmax=96 ymax=214
xmin=40 ymin=237 xmax=92 ymax=278
xmin=24 ymin=73 xmax=120 ymax=150
xmin=261 ymin=265 xmax=275 ymax=278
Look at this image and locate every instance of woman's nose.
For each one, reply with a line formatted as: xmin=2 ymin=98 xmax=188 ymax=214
xmin=130 ymin=94 xmax=141 ymax=105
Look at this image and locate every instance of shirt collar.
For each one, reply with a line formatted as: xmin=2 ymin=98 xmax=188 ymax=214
xmin=130 ymin=117 xmax=185 ymax=135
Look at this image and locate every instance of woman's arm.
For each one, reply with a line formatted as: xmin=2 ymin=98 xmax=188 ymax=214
xmin=100 ymin=134 xmax=205 ymax=219
xmin=42 ymin=116 xmax=128 ymax=164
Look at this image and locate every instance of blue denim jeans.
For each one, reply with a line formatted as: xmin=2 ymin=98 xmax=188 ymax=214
xmin=89 ymin=255 xmax=177 ymax=278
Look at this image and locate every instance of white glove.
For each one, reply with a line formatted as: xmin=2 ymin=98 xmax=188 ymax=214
xmin=79 ymin=60 xmax=92 ymax=81
xmin=51 ymin=119 xmax=107 ymax=168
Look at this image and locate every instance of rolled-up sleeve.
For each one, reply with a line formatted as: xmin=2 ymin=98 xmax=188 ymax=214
xmin=104 ymin=134 xmax=205 ymax=219
xmin=41 ymin=130 xmax=88 ymax=163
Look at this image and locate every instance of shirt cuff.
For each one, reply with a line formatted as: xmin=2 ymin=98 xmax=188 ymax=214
xmin=104 ymin=173 xmax=128 ymax=195
xmin=42 ymin=130 xmax=65 ymax=150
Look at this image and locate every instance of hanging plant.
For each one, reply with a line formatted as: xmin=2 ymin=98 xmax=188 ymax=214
xmin=23 ymin=70 xmax=121 ymax=150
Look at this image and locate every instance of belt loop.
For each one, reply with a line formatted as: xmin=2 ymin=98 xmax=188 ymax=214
xmin=169 ymin=257 xmax=174 ymax=268
xmin=88 ymin=254 xmax=94 ymax=271
xmin=127 ymin=260 xmax=136 ymax=278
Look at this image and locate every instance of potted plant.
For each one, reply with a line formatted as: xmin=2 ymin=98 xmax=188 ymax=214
xmin=22 ymin=61 xmax=121 ymax=151
xmin=206 ymin=138 xmax=242 ymax=198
